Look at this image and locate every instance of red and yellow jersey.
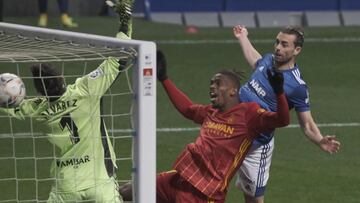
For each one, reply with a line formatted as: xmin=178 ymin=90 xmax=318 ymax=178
xmin=161 ymin=79 xmax=289 ymax=200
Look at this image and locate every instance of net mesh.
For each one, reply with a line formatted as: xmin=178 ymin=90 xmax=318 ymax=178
xmin=0 ymin=30 xmax=137 ymax=202
xmin=0 ymin=31 xmax=137 ymax=63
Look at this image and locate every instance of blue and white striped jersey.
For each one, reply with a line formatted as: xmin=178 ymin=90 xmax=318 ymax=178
xmin=239 ymin=53 xmax=310 ymax=144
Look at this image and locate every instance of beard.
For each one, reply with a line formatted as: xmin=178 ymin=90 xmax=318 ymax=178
xmin=273 ymin=53 xmax=292 ymax=67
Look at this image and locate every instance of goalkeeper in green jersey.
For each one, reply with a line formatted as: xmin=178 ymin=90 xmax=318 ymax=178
xmin=0 ymin=0 xmax=134 ymax=202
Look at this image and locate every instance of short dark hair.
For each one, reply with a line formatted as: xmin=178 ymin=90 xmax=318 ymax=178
xmin=217 ymin=69 xmax=245 ymax=90
xmin=30 ymin=63 xmax=66 ymax=101
xmin=280 ymin=26 xmax=304 ymax=47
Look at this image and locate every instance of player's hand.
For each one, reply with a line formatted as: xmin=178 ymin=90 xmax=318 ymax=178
xmin=118 ymin=57 xmax=128 ymax=71
xmin=157 ymin=50 xmax=168 ymax=82
xmin=267 ymin=69 xmax=284 ymax=95
xmin=233 ymin=25 xmax=248 ymax=39
xmin=318 ymin=135 xmax=341 ymax=154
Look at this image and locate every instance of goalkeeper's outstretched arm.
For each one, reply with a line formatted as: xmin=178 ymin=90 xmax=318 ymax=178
xmin=107 ymin=0 xmax=134 ymax=40
xmin=0 ymin=99 xmax=39 ymax=120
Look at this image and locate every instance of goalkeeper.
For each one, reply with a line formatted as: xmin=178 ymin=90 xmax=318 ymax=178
xmin=0 ymin=0 xmax=134 ymax=202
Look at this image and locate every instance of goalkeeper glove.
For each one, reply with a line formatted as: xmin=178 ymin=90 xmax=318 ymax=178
xmin=267 ymin=69 xmax=284 ymax=95
xmin=118 ymin=58 xmax=128 ymax=71
xmin=157 ymin=50 xmax=168 ymax=81
xmin=106 ymin=0 xmax=134 ymax=38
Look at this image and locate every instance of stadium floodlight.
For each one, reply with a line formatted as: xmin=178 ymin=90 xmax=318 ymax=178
xmin=0 ymin=22 xmax=156 ymax=203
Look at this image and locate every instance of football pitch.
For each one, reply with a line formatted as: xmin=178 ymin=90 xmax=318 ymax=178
xmin=0 ymin=16 xmax=359 ymax=202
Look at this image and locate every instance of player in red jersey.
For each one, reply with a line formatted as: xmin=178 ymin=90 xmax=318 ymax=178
xmin=156 ymin=50 xmax=290 ymax=203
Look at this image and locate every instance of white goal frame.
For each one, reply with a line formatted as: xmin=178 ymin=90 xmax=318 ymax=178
xmin=0 ymin=22 xmax=156 ymax=203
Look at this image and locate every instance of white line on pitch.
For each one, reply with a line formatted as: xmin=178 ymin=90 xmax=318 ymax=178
xmin=0 ymin=122 xmax=358 ymax=138
xmin=154 ymin=122 xmax=360 ymax=132
xmin=156 ymin=38 xmax=360 ymax=45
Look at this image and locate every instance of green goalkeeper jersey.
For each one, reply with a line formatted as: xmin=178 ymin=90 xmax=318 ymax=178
xmin=1 ymin=57 xmax=121 ymax=192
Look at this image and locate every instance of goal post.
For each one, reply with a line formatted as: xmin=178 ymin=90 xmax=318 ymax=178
xmin=0 ymin=22 xmax=156 ymax=203
xmin=131 ymin=31 xmax=157 ymax=203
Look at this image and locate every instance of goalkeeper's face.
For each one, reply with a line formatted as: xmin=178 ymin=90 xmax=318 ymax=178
xmin=34 ymin=76 xmax=66 ymax=100
xmin=31 ymin=63 xmax=66 ymax=101
xmin=209 ymin=73 xmax=239 ymax=112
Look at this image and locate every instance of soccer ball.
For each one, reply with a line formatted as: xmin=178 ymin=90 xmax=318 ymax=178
xmin=0 ymin=73 xmax=26 ymax=108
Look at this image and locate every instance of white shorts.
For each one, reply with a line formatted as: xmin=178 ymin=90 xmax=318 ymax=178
xmin=235 ymin=138 xmax=274 ymax=197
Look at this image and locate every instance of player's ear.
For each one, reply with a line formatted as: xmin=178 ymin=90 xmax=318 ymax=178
xmin=229 ymin=88 xmax=237 ymax=97
xmin=294 ymin=46 xmax=302 ymax=56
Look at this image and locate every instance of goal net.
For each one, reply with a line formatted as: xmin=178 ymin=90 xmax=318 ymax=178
xmin=0 ymin=22 xmax=156 ymax=203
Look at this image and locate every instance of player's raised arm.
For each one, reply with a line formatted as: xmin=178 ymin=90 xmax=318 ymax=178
xmin=233 ymin=25 xmax=262 ymax=69
xmin=0 ymin=100 xmax=35 ymax=120
xmin=157 ymin=50 xmax=196 ymax=119
xmin=250 ymin=69 xmax=290 ymax=132
xmin=266 ymin=69 xmax=290 ymax=126
xmin=80 ymin=0 xmax=134 ymax=98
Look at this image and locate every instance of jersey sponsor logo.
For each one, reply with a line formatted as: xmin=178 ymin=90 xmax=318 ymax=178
xmin=56 ymin=155 xmax=90 ymax=169
xmin=258 ymin=66 xmax=264 ymax=72
xmin=41 ymin=99 xmax=78 ymax=118
xmin=88 ymin=68 xmax=104 ymax=79
xmin=204 ymin=121 xmax=235 ymax=137
xmin=249 ymin=79 xmax=266 ymax=97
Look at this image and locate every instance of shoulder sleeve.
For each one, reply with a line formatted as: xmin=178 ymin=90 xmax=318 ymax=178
xmin=288 ymin=85 xmax=310 ymax=112
xmin=255 ymin=53 xmax=273 ymax=70
xmin=74 ymin=57 xmax=120 ymax=97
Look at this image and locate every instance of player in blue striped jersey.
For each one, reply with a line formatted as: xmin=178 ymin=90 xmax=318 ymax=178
xmin=233 ymin=25 xmax=341 ymax=203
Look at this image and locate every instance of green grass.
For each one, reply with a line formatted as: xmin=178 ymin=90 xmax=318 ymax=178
xmin=1 ymin=16 xmax=360 ymax=202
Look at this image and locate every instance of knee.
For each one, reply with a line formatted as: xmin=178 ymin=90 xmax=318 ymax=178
xmin=119 ymin=182 xmax=133 ymax=201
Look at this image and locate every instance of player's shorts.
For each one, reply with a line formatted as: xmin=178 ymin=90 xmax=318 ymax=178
xmin=235 ymin=138 xmax=274 ymax=197
xmin=157 ymin=170 xmax=223 ymax=203
xmin=47 ymin=177 xmax=123 ymax=203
